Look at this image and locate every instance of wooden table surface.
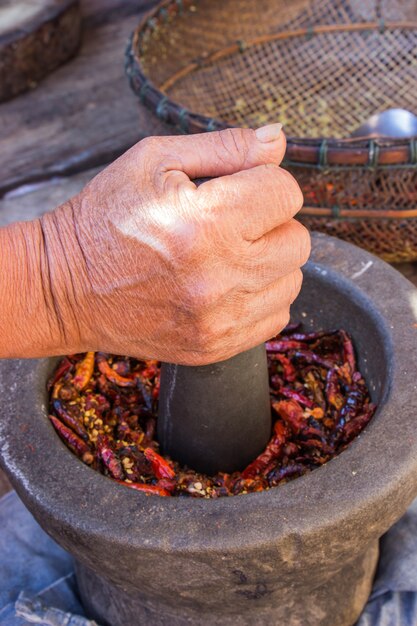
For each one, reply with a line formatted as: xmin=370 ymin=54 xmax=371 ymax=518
xmin=0 ymin=0 xmax=416 ymax=497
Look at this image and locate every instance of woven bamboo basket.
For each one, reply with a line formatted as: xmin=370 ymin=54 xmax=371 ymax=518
xmin=126 ymin=0 xmax=417 ymax=262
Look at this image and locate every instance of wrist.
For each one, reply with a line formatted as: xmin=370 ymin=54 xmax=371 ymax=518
xmin=0 ymin=199 xmax=90 ymax=358
xmin=37 ymin=198 xmax=93 ymax=356
xmin=0 ymin=219 xmax=61 ymax=357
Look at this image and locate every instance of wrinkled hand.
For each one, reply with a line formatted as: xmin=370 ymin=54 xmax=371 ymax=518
xmin=41 ymin=124 xmax=310 ymax=364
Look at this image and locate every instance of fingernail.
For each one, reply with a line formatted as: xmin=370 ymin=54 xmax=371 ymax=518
xmin=255 ymin=122 xmax=283 ymax=143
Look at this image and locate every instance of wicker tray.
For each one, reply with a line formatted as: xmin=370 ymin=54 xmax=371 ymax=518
xmin=126 ymin=0 xmax=417 ymax=262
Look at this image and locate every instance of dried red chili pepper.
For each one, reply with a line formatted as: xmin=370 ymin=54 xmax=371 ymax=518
xmin=48 ymin=357 xmax=72 ymax=390
xmin=267 ymin=463 xmax=307 ymax=486
xmin=48 ymin=324 xmax=376 ymax=497
xmin=49 ymin=415 xmax=93 ymax=464
xmin=97 ymin=435 xmax=124 ymax=480
xmin=265 ymin=340 xmax=308 ymax=352
xmin=267 ymin=353 xmax=296 ymax=382
xmin=242 ymin=421 xmax=287 ymax=479
xmin=144 ymin=447 xmax=175 ymax=480
xmin=325 ymin=369 xmax=344 ymax=411
xmin=272 ymin=399 xmax=305 ymax=434
xmin=96 ymin=353 xmax=136 ymax=387
xmin=73 ymin=352 xmax=95 ymax=391
xmin=52 ymin=399 xmax=89 ymax=442
xmin=292 ymin=350 xmax=334 ymax=369
xmin=290 ymin=330 xmax=337 ymax=342
xmin=278 ymin=388 xmax=314 ymax=409
xmin=115 ymin=480 xmax=171 ymax=497
xmin=339 ymin=330 xmax=356 ymax=374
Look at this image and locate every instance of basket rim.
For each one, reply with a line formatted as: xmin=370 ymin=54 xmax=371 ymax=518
xmin=126 ymin=0 xmax=417 ymax=168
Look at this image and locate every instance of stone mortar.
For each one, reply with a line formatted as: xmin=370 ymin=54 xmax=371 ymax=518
xmin=1 ymin=233 xmax=417 ymax=626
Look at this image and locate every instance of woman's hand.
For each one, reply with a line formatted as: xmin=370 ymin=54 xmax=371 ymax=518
xmin=1 ymin=125 xmax=310 ymax=363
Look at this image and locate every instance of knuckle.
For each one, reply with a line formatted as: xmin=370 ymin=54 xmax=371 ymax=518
xmin=138 ymin=135 xmax=159 ymax=155
xmin=262 ymin=310 xmax=291 ymax=343
xmin=291 ymin=220 xmax=312 ymax=266
xmin=187 ymin=282 xmax=215 ymax=315
xmin=138 ymin=137 xmax=183 ymax=176
xmin=247 ymin=234 xmax=269 ymax=263
xmin=288 ymin=269 xmax=303 ymax=303
xmin=181 ymin=277 xmax=224 ymax=328
xmin=275 ymin=310 xmax=291 ymax=334
xmin=277 ymin=311 xmax=291 ymax=336
xmin=279 ymin=169 xmax=304 ymax=213
xmin=299 ymin=223 xmax=311 ymax=265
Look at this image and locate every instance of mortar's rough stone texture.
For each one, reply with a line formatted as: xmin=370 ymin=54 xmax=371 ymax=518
xmin=1 ymin=233 xmax=417 ymax=626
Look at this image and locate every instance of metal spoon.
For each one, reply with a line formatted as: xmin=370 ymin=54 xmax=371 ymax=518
xmin=351 ymin=108 xmax=417 ymax=139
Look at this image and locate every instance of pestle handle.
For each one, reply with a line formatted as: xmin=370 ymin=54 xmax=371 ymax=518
xmin=157 ymin=177 xmax=272 ymax=474
xmin=157 ymin=344 xmax=272 ymax=475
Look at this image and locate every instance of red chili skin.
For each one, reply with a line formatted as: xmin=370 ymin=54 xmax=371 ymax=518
xmin=337 ymin=362 xmax=352 ymax=386
xmin=73 ymin=352 xmax=95 ymax=391
xmin=242 ymin=421 xmax=287 ymax=479
xmin=325 ymin=369 xmax=344 ymax=411
xmin=266 ymin=340 xmax=308 ymax=352
xmin=299 ymin=439 xmax=334 ymax=454
xmin=278 ymin=388 xmax=314 ymax=409
xmin=231 ymin=476 xmax=268 ymax=494
xmin=341 ymin=407 xmax=375 ymax=443
xmin=53 ymin=399 xmax=89 ymax=441
xmin=49 ymin=415 xmax=92 ymax=461
xmin=96 ymin=354 xmax=136 ymax=387
xmin=152 ymin=375 xmax=160 ymax=401
xmin=301 ymin=424 xmax=326 ymax=439
xmin=115 ymin=480 xmax=171 ymax=497
xmin=292 ymin=350 xmax=334 ymax=369
xmin=157 ymin=478 xmax=177 ymax=493
xmin=272 ymin=399 xmax=305 ymax=434
xmin=145 ymin=418 xmax=156 ymax=441
xmin=140 ymin=360 xmax=159 ymax=379
xmin=117 ymin=419 xmax=144 ymax=447
xmin=267 ymin=353 xmax=296 ymax=382
xmin=290 ymin=330 xmax=337 ymax=342
xmin=48 ymin=357 xmax=72 ymax=390
xmin=339 ymin=330 xmax=356 ymax=374
xmin=338 ymin=386 xmax=367 ymax=425
xmin=304 ymin=370 xmax=326 ymax=408
xmin=144 ymin=447 xmax=176 ymax=480
xmin=134 ymin=373 xmax=153 ymax=410
xmin=267 ymin=463 xmax=306 ymax=486
xmin=112 ymin=360 xmax=131 ymax=376
xmin=97 ymin=435 xmax=124 ymax=480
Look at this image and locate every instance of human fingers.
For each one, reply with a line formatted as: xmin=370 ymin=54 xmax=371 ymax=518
xmin=137 ymin=124 xmax=286 ymax=192
xmin=240 ymin=220 xmax=311 ymax=290
xmin=196 ymin=165 xmax=304 ymax=240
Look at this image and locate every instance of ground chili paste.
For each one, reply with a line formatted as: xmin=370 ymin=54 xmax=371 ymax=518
xmin=48 ymin=324 xmax=376 ymax=497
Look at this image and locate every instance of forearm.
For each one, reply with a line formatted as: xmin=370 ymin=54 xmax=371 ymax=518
xmin=0 ymin=209 xmax=85 ymax=359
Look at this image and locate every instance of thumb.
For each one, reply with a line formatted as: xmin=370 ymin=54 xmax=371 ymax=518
xmin=146 ymin=124 xmax=285 ymax=182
